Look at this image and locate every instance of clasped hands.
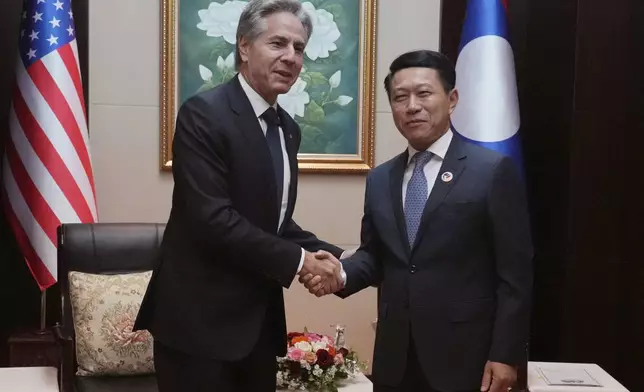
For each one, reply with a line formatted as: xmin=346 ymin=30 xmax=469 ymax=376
xmin=297 ymin=250 xmax=344 ymax=297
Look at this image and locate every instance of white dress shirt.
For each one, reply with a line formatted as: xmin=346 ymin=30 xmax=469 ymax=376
xmin=238 ymin=75 xmax=306 ymax=271
xmin=403 ymin=129 xmax=453 ymax=205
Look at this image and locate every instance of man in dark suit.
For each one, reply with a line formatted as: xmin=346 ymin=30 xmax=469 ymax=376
xmin=303 ymin=50 xmax=534 ymax=392
xmin=133 ymin=1 xmax=345 ymax=391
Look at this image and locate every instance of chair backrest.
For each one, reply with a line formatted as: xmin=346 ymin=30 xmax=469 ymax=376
xmin=56 ymin=223 xmax=165 ymax=337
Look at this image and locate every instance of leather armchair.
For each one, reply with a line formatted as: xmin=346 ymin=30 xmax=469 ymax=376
xmin=54 ymin=223 xmax=164 ymax=392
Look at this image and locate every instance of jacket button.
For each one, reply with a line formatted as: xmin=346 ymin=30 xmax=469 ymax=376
xmin=410 ymin=264 xmax=417 ymax=274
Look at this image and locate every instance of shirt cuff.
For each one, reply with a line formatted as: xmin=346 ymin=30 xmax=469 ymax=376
xmin=340 ymin=263 xmax=347 ymax=287
xmin=296 ymin=248 xmax=305 ymax=274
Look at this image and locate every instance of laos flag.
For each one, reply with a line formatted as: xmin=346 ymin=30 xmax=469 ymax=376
xmin=451 ymin=0 xmax=523 ymax=168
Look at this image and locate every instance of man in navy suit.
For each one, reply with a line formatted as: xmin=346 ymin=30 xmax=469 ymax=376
xmin=134 ymin=1 xmax=345 ymax=391
xmin=303 ymin=50 xmax=534 ymax=392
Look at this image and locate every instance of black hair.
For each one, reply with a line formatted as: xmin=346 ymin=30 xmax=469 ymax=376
xmin=384 ymin=50 xmax=456 ymax=99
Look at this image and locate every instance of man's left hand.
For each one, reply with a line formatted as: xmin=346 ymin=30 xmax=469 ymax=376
xmin=480 ymin=361 xmax=516 ymax=392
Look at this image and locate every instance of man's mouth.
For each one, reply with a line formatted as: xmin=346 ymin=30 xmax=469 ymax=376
xmin=274 ymin=70 xmax=293 ymax=78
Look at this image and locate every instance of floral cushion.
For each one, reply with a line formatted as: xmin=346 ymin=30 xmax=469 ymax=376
xmin=68 ymin=271 xmax=155 ymax=376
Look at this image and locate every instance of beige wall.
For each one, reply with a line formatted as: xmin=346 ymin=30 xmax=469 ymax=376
xmin=88 ymin=0 xmax=441 ymax=371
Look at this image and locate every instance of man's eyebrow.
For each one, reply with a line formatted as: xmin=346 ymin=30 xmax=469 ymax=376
xmin=267 ymin=35 xmax=305 ymax=47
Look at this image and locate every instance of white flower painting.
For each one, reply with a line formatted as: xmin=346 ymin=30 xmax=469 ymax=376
xmin=277 ymin=78 xmax=310 ymax=118
xmin=196 ymin=1 xmax=246 ymax=44
xmin=181 ymin=0 xmax=363 ymax=155
xmin=301 ymin=2 xmax=341 ymax=61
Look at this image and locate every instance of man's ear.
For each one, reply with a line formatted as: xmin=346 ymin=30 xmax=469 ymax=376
xmin=448 ymin=88 xmax=459 ymax=115
xmin=238 ymin=36 xmax=250 ymax=63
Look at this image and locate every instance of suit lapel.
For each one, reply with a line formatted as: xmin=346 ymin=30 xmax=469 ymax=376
xmin=389 ymin=151 xmax=411 ymax=259
xmin=412 ymin=136 xmax=467 ymax=252
xmin=227 ymin=76 xmax=279 ymax=221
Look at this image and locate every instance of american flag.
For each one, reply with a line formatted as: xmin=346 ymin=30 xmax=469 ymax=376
xmin=2 ymin=0 xmax=97 ymax=290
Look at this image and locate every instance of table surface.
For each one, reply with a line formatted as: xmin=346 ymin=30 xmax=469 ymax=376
xmin=0 ymin=366 xmax=59 ymax=391
xmin=528 ymin=362 xmax=629 ymax=392
xmin=277 ymin=373 xmax=372 ymax=391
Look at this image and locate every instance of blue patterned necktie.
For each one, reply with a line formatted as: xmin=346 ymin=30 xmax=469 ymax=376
xmin=404 ymin=151 xmax=433 ymax=247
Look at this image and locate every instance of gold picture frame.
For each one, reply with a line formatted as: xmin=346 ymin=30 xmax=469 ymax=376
xmin=160 ymin=0 xmax=377 ymax=173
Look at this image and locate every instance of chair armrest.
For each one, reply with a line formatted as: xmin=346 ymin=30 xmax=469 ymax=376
xmin=53 ymin=323 xmax=75 ymax=392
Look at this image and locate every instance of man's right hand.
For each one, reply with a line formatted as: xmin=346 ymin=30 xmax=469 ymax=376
xmin=298 ymin=251 xmax=343 ymax=296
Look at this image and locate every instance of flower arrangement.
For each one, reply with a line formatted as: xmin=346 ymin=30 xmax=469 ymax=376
xmin=276 ymin=327 xmax=366 ymax=391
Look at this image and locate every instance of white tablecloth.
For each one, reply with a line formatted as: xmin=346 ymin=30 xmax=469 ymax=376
xmin=528 ymin=362 xmax=629 ymax=392
xmin=0 ymin=367 xmax=59 ymax=392
xmin=277 ymin=373 xmax=372 ymax=392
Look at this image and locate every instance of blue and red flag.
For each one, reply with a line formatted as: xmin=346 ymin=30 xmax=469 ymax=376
xmin=2 ymin=0 xmax=97 ymax=290
xmin=451 ymin=0 xmax=523 ymax=167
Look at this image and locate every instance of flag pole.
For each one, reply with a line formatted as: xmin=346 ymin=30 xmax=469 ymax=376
xmin=39 ymin=289 xmax=47 ymax=333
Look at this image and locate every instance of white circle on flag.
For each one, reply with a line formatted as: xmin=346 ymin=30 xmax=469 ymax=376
xmin=451 ymin=35 xmax=520 ymax=142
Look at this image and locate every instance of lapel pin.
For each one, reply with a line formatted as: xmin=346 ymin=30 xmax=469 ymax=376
xmin=441 ymin=171 xmax=453 ymax=183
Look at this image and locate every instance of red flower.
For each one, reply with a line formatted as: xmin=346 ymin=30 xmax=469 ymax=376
xmin=288 ymin=332 xmax=304 ymax=340
xmin=316 ymin=349 xmax=334 ymax=367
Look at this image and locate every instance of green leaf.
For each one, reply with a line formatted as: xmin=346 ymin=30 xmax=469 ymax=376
xmin=300 ymin=125 xmax=325 ymax=153
xmin=196 ymin=82 xmax=215 ymax=93
xmin=208 ymin=38 xmax=233 ymax=60
xmin=300 ymin=72 xmax=312 ymax=85
xmin=301 ymin=124 xmax=323 ymax=140
xmin=307 ymin=72 xmax=328 ymax=87
xmin=303 ymin=100 xmax=325 ymax=123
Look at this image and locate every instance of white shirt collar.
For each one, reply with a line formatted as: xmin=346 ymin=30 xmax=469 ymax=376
xmin=238 ymin=73 xmax=277 ymax=118
xmin=407 ymin=129 xmax=453 ymax=164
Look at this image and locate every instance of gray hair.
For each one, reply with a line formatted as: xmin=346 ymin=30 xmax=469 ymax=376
xmin=235 ymin=0 xmax=313 ymax=69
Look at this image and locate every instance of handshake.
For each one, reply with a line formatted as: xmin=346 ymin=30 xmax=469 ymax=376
xmin=297 ymin=250 xmax=345 ymax=297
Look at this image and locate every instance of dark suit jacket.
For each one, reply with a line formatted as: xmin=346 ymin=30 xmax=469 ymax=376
xmin=134 ymin=75 xmax=343 ymax=361
xmin=338 ymin=135 xmax=533 ymax=391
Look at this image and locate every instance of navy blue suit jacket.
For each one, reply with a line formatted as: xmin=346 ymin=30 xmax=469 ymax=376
xmin=338 ymin=135 xmax=533 ymax=391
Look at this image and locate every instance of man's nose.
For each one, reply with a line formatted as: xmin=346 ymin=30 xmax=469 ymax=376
xmin=281 ymin=46 xmax=296 ymax=64
xmin=406 ymin=95 xmax=421 ymax=113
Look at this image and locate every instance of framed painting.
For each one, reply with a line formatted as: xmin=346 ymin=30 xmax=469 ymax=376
xmin=160 ymin=0 xmax=377 ymax=173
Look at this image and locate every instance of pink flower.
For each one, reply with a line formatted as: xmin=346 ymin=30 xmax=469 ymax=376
xmin=287 ymin=347 xmax=305 ymax=361
xmin=334 ymin=354 xmax=344 ymax=365
xmin=305 ymin=332 xmax=322 ymax=342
